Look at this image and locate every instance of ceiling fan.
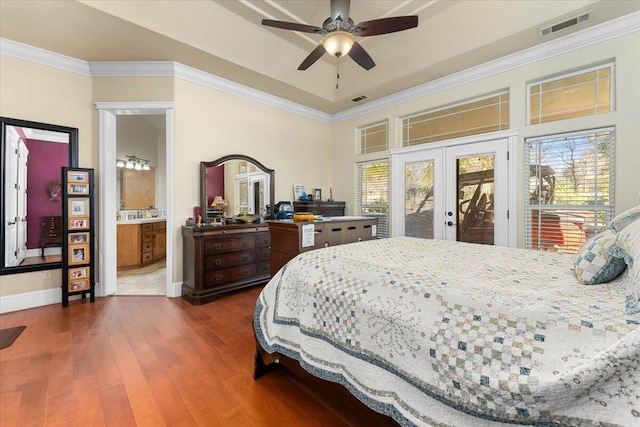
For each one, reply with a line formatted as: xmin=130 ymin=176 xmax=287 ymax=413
xmin=262 ymin=0 xmax=418 ymax=71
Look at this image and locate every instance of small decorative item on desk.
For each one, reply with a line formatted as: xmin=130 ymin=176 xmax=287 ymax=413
xmin=313 ymin=188 xmax=322 ymax=201
xmin=293 ymin=212 xmax=316 ymax=221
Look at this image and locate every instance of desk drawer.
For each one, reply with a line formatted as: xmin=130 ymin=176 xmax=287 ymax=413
xmin=204 ymin=264 xmax=257 ymax=288
xmin=205 ymin=251 xmax=255 ymax=270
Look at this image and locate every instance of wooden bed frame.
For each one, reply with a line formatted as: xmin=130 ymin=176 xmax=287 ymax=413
xmin=253 ymin=341 xmax=397 ymax=426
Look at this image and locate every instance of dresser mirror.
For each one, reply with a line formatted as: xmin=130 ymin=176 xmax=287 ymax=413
xmin=201 ymin=155 xmax=274 ymax=221
xmin=1 ymin=117 xmax=79 ymax=275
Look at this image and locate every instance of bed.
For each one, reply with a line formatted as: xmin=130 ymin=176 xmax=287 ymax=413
xmin=254 ymin=229 xmax=640 ymax=426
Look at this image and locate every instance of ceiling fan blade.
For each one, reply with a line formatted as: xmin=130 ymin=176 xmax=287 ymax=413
xmin=331 ymin=0 xmax=351 ymax=22
xmin=348 ymin=42 xmax=375 ymax=70
xmin=262 ymin=19 xmax=325 ymax=34
xmin=355 ymin=16 xmax=418 ymax=37
xmin=298 ymin=45 xmax=327 ymax=70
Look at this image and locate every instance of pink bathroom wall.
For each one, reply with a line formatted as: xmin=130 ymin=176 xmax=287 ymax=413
xmin=24 ymin=139 xmax=67 ymax=250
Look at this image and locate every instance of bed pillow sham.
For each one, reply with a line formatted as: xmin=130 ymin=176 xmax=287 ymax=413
xmin=614 ymin=217 xmax=640 ymax=314
xmin=607 ymin=204 xmax=640 ymax=232
xmin=574 ymin=228 xmax=627 ymax=285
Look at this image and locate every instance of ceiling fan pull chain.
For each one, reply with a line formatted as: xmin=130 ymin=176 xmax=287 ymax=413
xmin=336 ymin=57 xmax=340 ymax=89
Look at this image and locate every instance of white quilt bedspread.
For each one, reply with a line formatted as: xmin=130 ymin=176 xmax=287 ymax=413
xmin=254 ymin=237 xmax=640 ymax=426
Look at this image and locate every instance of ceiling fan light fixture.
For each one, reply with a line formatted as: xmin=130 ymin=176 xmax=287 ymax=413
xmin=322 ymin=31 xmax=354 ymax=57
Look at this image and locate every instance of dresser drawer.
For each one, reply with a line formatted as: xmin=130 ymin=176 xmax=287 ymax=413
xmin=205 ymin=251 xmax=255 ymax=270
xmin=257 ymin=261 xmax=271 ymax=276
xmin=257 ymin=248 xmax=271 ymax=261
xmin=204 ymin=264 xmax=257 ymax=288
xmin=256 ymin=232 xmax=271 ymax=248
xmin=141 ymin=251 xmax=153 ymax=264
xmin=204 ymin=236 xmax=256 ymax=253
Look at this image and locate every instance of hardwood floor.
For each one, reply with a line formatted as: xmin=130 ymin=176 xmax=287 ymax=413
xmin=0 ymin=287 xmax=397 ymax=426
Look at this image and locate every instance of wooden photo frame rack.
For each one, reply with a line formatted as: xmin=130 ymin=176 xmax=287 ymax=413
xmin=61 ymin=167 xmax=95 ymax=307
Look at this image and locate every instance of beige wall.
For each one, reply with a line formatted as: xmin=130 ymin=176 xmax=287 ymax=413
xmin=0 ymin=56 xmax=93 ymax=297
xmin=0 ymin=66 xmax=332 ymax=298
xmin=332 ymin=30 xmax=640 ymax=243
xmin=1 ymin=30 xmax=637 ymax=301
xmin=171 ymin=78 xmax=332 ymax=281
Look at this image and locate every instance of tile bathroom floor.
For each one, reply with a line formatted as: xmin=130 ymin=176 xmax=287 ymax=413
xmin=116 ymin=259 xmax=165 ymax=295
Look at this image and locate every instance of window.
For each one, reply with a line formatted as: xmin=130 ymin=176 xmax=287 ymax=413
xmin=525 ymin=127 xmax=615 ymax=254
xmin=528 ymin=63 xmax=613 ymax=125
xmin=359 ymin=122 xmax=388 ymax=154
xmin=402 ymin=92 xmax=509 ymax=146
xmin=357 ymin=160 xmax=389 ymax=238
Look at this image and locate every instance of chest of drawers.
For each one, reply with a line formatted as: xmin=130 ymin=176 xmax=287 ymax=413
xmin=182 ymin=224 xmax=271 ymax=304
xmin=268 ymin=217 xmax=377 ymax=276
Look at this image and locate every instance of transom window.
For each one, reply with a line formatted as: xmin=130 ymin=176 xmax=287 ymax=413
xmin=359 ymin=122 xmax=388 ymax=154
xmin=525 ymin=127 xmax=615 ymax=254
xmin=402 ymin=92 xmax=509 ymax=146
xmin=527 ymin=63 xmax=613 ymax=125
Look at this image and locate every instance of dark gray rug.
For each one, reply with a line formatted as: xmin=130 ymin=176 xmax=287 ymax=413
xmin=0 ymin=325 xmax=26 ymax=349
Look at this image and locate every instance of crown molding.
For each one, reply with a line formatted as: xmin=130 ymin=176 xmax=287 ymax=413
xmin=2 ymin=10 xmax=639 ymax=124
xmin=331 ymin=10 xmax=640 ymax=123
xmin=0 ymin=38 xmax=91 ymax=76
xmin=172 ymin=63 xmax=332 ymax=123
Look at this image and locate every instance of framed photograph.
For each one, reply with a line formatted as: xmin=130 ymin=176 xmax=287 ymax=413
xmin=293 ymin=185 xmax=306 ymax=201
xmin=67 ymin=183 xmax=89 ymax=194
xmin=69 ymin=243 xmax=90 ymax=265
xmin=68 ymin=232 xmax=89 ymax=244
xmin=67 ymin=170 xmax=89 ymax=183
xmin=314 ymin=188 xmax=322 ymax=201
xmin=69 ymin=218 xmax=89 ymax=230
xmin=68 ymin=198 xmax=88 ymax=217
xmin=68 ymin=266 xmax=89 ymax=280
xmin=69 ymin=278 xmax=90 ymax=292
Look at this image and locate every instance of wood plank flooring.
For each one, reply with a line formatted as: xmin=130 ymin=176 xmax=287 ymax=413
xmin=0 ymin=288 xmax=397 ymax=426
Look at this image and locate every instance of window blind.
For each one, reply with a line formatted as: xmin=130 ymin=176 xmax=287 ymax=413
xmin=357 ymin=160 xmax=389 ymax=238
xmin=525 ymin=127 xmax=615 ymax=254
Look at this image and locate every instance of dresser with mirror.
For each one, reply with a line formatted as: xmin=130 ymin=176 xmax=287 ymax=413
xmin=181 ymin=154 xmax=274 ymax=304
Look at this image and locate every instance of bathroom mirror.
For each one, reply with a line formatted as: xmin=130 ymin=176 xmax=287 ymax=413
xmin=201 ymin=154 xmax=274 ymax=221
xmin=1 ymin=117 xmax=78 ymax=275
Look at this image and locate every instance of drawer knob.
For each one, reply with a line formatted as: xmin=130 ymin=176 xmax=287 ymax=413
xmin=243 ymin=269 xmax=250 ymax=276
xmin=242 ymin=255 xmax=249 ymax=261
xmin=215 ymin=259 xmax=221 ymax=266
xmin=215 ymin=275 xmax=222 ymax=281
xmin=214 ymin=244 xmax=221 ymax=250
xmin=242 ymin=241 xmax=248 ymax=247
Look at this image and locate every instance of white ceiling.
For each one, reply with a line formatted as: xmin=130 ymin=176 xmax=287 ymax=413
xmin=1 ymin=1 xmax=639 ymax=113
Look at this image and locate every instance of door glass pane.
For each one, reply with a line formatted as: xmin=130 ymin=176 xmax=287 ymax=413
xmin=457 ymin=155 xmax=495 ymax=245
xmin=405 ymin=160 xmax=434 ymax=238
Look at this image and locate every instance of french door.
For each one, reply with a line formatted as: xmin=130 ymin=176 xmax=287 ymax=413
xmin=391 ymin=132 xmax=512 ymax=246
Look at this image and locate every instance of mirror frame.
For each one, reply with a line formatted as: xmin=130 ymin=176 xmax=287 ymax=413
xmin=0 ymin=116 xmax=79 ymax=275
xmin=201 ymin=154 xmax=275 ymax=221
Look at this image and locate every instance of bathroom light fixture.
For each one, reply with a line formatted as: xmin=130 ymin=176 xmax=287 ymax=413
xmin=116 ymin=155 xmax=151 ymax=170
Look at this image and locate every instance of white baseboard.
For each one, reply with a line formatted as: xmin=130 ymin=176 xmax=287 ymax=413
xmin=0 ymin=287 xmax=61 ymax=314
xmin=167 ymin=282 xmax=182 ymax=298
xmin=0 ymin=282 xmax=183 ymax=314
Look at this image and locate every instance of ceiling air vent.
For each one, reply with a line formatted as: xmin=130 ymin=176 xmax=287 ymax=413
xmin=351 ymin=95 xmax=368 ymax=103
xmin=539 ymin=11 xmax=592 ymax=38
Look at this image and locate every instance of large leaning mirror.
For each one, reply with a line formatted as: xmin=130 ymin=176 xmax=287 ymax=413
xmin=201 ymin=154 xmax=274 ymax=222
xmin=1 ymin=117 xmax=78 ymax=275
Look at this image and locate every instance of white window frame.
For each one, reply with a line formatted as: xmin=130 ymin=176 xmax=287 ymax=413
xmin=526 ymin=62 xmax=615 ymax=125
